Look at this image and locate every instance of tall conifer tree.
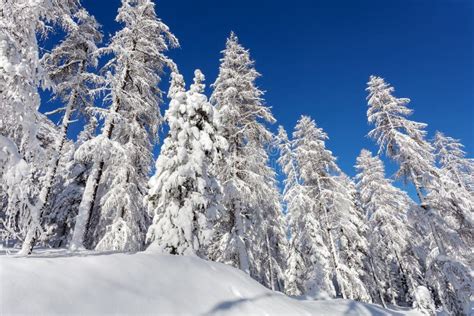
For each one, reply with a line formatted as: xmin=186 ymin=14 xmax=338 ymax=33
xmin=147 ymin=70 xmax=225 ymax=256
xmin=70 ymin=0 xmax=178 ymax=251
xmin=209 ymin=32 xmax=288 ymax=290
xmin=366 ymin=75 xmax=472 ymax=315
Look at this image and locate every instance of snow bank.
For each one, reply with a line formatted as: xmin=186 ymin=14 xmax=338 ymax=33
xmin=0 ymin=250 xmax=420 ymax=315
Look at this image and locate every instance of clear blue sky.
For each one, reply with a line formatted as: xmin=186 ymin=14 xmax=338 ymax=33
xmin=43 ymin=0 xmax=473 ymax=188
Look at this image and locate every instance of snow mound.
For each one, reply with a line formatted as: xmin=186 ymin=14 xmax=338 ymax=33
xmin=0 ymin=250 xmax=420 ymax=315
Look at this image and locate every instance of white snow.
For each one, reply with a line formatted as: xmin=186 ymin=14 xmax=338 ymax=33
xmin=0 ymin=250 xmax=421 ymax=315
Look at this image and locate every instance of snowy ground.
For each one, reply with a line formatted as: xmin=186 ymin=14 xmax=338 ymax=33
xmin=0 ymin=249 xmax=421 ymax=315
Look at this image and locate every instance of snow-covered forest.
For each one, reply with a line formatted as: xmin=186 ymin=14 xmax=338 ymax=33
xmin=0 ymin=0 xmax=472 ymax=315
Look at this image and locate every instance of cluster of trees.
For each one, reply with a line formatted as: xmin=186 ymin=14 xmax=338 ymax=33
xmin=0 ymin=0 xmax=472 ymax=315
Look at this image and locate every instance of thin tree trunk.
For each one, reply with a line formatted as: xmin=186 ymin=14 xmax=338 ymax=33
xmin=387 ymin=270 xmax=396 ymax=306
xmin=409 ymin=168 xmax=446 ymax=256
xmin=326 ymin=221 xmax=346 ymax=299
xmin=70 ymin=114 xmax=115 ymax=250
xmin=368 ymin=253 xmax=387 ymax=308
xmin=392 ymin=248 xmax=419 ymax=307
xmin=316 ymin=178 xmax=345 ymax=299
xmin=265 ymin=231 xmax=275 ymax=291
xmin=233 ymin=200 xmax=250 ymax=274
xmin=19 ymin=228 xmax=37 ymax=256
xmin=70 ymin=61 xmax=131 ymax=250
xmin=20 ymin=81 xmax=81 ymax=255
xmin=229 ymin=143 xmax=250 ymax=274
xmin=70 ymin=163 xmax=101 ymax=250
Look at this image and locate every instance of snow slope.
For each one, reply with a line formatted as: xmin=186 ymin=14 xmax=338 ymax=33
xmin=0 ymin=250 xmax=420 ymax=315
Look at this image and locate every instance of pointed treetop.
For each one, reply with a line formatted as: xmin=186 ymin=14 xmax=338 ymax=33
xmin=277 ymin=125 xmax=289 ymax=141
xmin=228 ymin=31 xmax=238 ymax=43
xmin=355 ymin=149 xmax=385 ymax=180
xmin=190 ymin=69 xmax=205 ymax=94
xmin=223 ymin=31 xmax=247 ymax=56
xmin=295 ymin=115 xmax=329 ymax=142
xmin=433 ymin=130 xmax=473 ymax=189
xmin=168 ymin=72 xmax=185 ymax=99
xmin=358 ymin=148 xmax=374 ymax=160
xmin=366 ymin=75 xmax=411 ymax=107
xmin=433 ymin=131 xmax=466 ymax=156
xmin=366 ymin=75 xmax=395 ymax=96
xmin=365 ymin=75 xmax=432 ymax=160
xmin=115 ymin=0 xmax=179 ymax=53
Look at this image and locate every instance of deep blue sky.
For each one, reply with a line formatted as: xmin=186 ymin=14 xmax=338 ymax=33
xmin=42 ymin=0 xmax=473 ymax=189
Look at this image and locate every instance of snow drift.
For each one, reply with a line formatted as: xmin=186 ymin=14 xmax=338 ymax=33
xmin=0 ymin=250 xmax=420 ymax=315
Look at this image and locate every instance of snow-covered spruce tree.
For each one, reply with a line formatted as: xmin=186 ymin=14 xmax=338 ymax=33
xmin=249 ymin=133 xmax=288 ymax=292
xmin=70 ymin=0 xmax=178 ymax=251
xmin=146 ymin=70 xmax=225 ymax=256
xmin=293 ymin=116 xmax=364 ymax=300
xmin=366 ymin=75 xmax=472 ymax=315
xmin=281 ymin=116 xmax=369 ymax=300
xmin=431 ymin=132 xmax=474 ymax=258
xmin=355 ymin=149 xmax=423 ymax=308
xmin=434 ymin=131 xmax=474 ymax=193
xmin=0 ymin=0 xmax=81 ymax=254
xmin=333 ymin=174 xmax=371 ymax=303
xmin=20 ymin=8 xmax=103 ymax=253
xmin=277 ymin=125 xmax=333 ymax=297
xmin=208 ymin=32 xmax=288 ymax=291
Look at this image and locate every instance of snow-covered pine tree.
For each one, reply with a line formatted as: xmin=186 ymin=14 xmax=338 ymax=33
xmin=281 ymin=115 xmax=369 ymax=299
xmin=433 ymin=131 xmax=474 ymax=193
xmin=20 ymin=8 xmax=103 ymax=252
xmin=209 ymin=32 xmax=288 ymax=290
xmin=366 ymin=75 xmax=472 ymax=315
xmin=0 ymin=0 xmax=82 ymax=254
xmin=431 ymin=132 xmax=474 ymax=257
xmin=294 ymin=116 xmax=341 ymax=299
xmin=70 ymin=0 xmax=178 ymax=251
xmin=297 ymin=116 xmax=338 ymax=298
xmin=0 ymin=0 xmax=78 ymax=156
xmin=147 ymin=70 xmax=225 ymax=256
xmin=249 ymin=134 xmax=288 ymax=292
xmin=333 ymin=174 xmax=371 ymax=303
xmin=355 ymin=149 xmax=423 ymax=307
xmin=277 ymin=125 xmax=333 ymax=297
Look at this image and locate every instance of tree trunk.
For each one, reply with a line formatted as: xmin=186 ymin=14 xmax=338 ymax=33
xmin=369 ymin=254 xmax=386 ymax=308
xmin=409 ymin=168 xmax=446 ymax=256
xmin=265 ymin=231 xmax=275 ymax=291
xmin=20 ymin=86 xmax=80 ymax=255
xmin=326 ymin=222 xmax=346 ymax=299
xmin=70 ymin=62 xmax=131 ymax=250
xmin=70 ymin=163 xmax=101 ymax=250
xmin=19 ymin=228 xmax=37 ymax=255
xmin=317 ymin=177 xmax=345 ymax=299
xmin=391 ymin=247 xmax=407 ymax=297
xmin=233 ymin=200 xmax=250 ymax=274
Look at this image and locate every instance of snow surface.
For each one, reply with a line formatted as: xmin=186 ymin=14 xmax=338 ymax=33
xmin=0 ymin=250 xmax=421 ymax=315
